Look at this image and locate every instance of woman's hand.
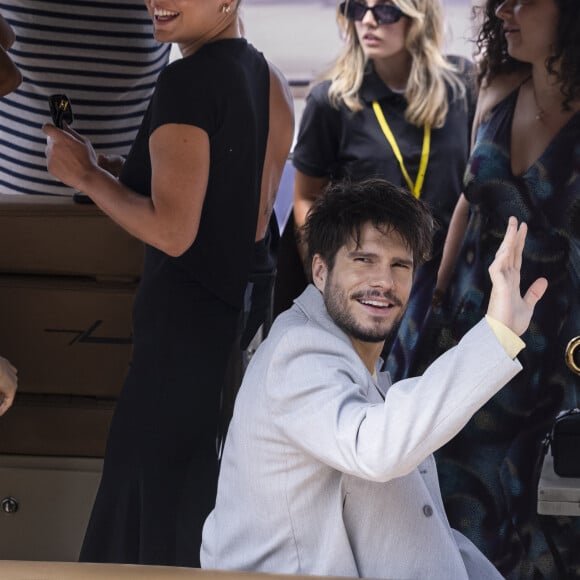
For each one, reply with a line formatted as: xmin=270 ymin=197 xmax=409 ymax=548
xmin=43 ymin=123 xmax=99 ymax=192
xmin=97 ymin=154 xmax=125 ymax=178
xmin=0 ymin=355 xmax=17 ymax=416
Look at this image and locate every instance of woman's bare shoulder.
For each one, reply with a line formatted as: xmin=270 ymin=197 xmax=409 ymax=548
xmin=476 ymin=69 xmax=530 ymax=124
xmin=267 ymin=61 xmax=293 ymax=106
xmin=266 ymin=60 xmax=294 ymax=141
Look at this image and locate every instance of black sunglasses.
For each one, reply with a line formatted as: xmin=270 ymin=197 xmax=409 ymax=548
xmin=339 ymin=1 xmax=406 ymax=25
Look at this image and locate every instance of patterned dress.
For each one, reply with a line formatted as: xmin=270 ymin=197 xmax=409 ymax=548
xmin=423 ymin=85 xmax=580 ymax=579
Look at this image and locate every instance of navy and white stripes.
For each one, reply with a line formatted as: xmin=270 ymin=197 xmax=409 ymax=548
xmin=0 ymin=0 xmax=170 ymax=195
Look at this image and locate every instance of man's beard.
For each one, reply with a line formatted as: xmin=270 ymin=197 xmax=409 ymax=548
xmin=323 ymin=282 xmax=405 ymax=344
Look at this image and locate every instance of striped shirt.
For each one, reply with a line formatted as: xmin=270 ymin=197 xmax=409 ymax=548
xmin=0 ymin=0 xmax=170 ymax=195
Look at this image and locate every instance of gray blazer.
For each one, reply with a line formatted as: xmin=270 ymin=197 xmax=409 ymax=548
xmin=202 ymin=285 xmax=520 ymax=579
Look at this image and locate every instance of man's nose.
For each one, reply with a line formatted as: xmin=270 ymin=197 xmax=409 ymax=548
xmin=370 ymin=267 xmax=395 ymax=289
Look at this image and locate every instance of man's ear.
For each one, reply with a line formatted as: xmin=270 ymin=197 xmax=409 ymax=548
xmin=311 ymin=254 xmax=328 ymax=292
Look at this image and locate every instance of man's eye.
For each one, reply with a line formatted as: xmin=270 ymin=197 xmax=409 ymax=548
xmin=354 ymin=257 xmax=370 ymax=263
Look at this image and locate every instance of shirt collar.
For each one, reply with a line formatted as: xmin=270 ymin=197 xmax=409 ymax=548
xmin=294 ymin=285 xmax=391 ymax=387
xmin=359 ymin=66 xmax=407 ymax=107
xmin=294 ymin=285 xmax=352 ymax=347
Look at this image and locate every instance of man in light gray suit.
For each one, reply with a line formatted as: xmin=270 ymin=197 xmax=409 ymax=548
xmin=201 ymin=179 xmax=547 ymax=579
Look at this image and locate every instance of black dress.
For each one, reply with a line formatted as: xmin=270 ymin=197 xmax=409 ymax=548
xmin=80 ymin=38 xmax=270 ymax=567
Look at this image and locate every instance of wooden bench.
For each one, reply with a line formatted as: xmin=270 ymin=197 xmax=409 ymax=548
xmin=1 ymin=561 xmax=351 ymax=580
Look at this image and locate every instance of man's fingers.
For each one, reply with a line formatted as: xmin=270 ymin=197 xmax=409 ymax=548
xmin=494 ymin=217 xmax=527 ymax=268
xmin=504 ymin=216 xmax=518 ymax=241
xmin=523 ymin=277 xmax=548 ymax=309
xmin=495 ymin=216 xmax=517 ymax=257
xmin=514 ymin=221 xmax=527 ymax=271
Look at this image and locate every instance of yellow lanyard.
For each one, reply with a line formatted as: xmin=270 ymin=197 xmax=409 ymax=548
xmin=372 ymin=101 xmax=431 ymax=198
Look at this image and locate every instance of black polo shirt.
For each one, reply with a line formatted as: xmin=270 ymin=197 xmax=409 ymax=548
xmin=293 ymin=57 xmax=476 ymax=251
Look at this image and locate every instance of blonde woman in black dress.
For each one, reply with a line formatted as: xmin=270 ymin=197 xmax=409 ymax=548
xmin=44 ymin=0 xmax=294 ymax=566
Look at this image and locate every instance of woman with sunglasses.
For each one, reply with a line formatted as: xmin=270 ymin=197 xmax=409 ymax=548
xmin=278 ymin=0 xmax=476 ymax=381
xmin=427 ymin=0 xmax=580 ymax=578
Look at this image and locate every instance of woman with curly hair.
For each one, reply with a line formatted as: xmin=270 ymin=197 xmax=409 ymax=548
xmin=275 ymin=0 xmax=476 ymax=378
xmin=430 ymin=0 xmax=580 ymax=577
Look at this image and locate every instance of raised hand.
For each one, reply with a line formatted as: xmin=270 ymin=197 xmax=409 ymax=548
xmin=486 ymin=216 xmax=548 ymax=336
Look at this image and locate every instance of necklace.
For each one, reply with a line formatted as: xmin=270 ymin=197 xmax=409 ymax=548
xmin=527 ymin=77 xmax=546 ymax=122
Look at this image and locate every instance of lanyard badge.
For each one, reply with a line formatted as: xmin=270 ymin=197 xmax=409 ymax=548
xmin=372 ymin=101 xmax=431 ymax=198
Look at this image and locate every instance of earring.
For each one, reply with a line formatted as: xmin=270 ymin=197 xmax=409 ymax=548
xmin=220 ymin=3 xmax=232 ymax=13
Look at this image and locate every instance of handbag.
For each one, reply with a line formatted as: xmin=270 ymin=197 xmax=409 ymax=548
xmin=549 ymin=408 xmax=580 ymax=478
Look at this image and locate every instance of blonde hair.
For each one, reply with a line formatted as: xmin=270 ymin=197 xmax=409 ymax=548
xmin=325 ymin=0 xmax=464 ymax=128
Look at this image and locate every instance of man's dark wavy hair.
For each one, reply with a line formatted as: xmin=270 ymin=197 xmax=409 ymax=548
xmin=303 ymin=178 xmax=434 ymax=273
xmin=474 ymin=0 xmax=580 ymax=109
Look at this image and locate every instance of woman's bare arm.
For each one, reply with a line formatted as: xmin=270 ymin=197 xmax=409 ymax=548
xmin=255 ymin=62 xmax=295 ymax=242
xmin=434 ymin=193 xmax=470 ymax=299
xmin=44 ymin=122 xmax=210 ymax=257
xmin=0 ymin=13 xmax=15 ymax=49
xmin=434 ymin=71 xmax=528 ymax=300
xmin=0 ymin=14 xmax=21 ymax=96
xmin=293 ymin=170 xmax=330 ymax=264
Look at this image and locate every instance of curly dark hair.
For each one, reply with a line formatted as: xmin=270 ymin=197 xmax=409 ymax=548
xmin=474 ymin=0 xmax=580 ymax=108
xmin=303 ymin=178 xmax=434 ymax=273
